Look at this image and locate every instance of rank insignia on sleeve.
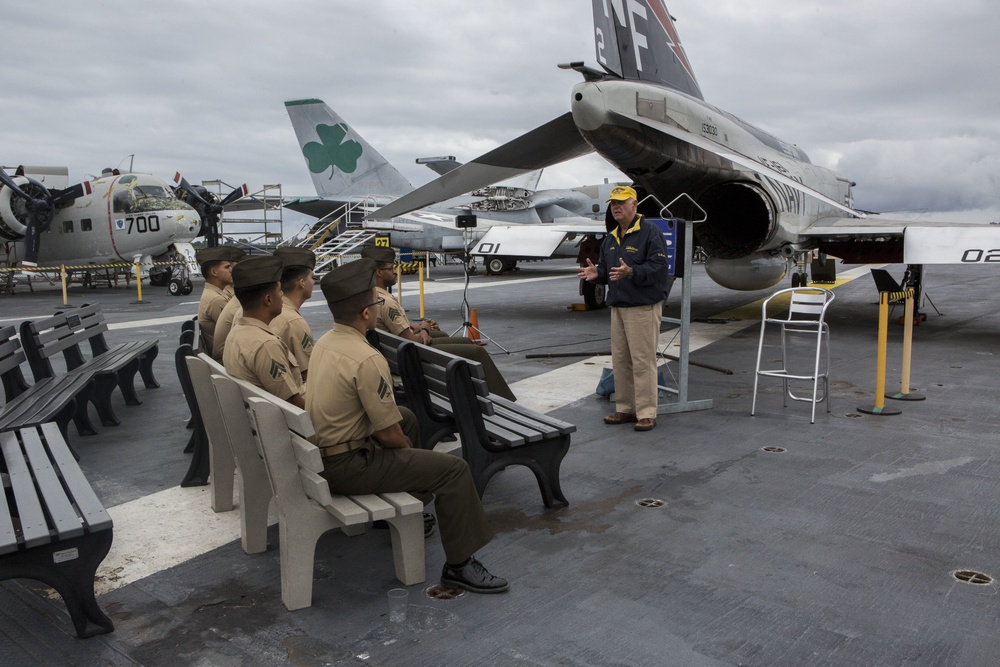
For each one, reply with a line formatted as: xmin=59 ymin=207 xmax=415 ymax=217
xmin=301 ymin=333 xmax=313 ymax=350
xmin=269 ymin=359 xmax=287 ymax=379
xmin=388 ymin=306 xmax=402 ymax=322
xmin=377 ymin=376 xmax=392 ymax=400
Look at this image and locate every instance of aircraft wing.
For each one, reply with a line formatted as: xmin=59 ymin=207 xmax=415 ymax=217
xmin=471 ymin=221 xmax=606 ymax=259
xmin=802 ymin=216 xmax=1000 ymax=264
xmin=616 ymin=110 xmax=864 ymax=218
xmin=369 ymin=113 xmax=592 ymax=220
xmin=284 ymin=197 xmax=344 ymax=218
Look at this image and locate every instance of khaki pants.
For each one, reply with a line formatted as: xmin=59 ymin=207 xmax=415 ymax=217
xmin=320 ymin=445 xmax=492 ymax=564
xmin=610 ymin=302 xmax=662 ymax=420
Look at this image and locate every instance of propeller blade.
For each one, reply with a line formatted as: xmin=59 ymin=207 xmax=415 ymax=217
xmin=22 ymin=219 xmax=42 ymax=267
xmin=51 ymin=181 xmax=91 ymax=207
xmin=218 ymin=183 xmax=248 ymax=208
xmin=172 ymin=172 xmax=212 ymax=208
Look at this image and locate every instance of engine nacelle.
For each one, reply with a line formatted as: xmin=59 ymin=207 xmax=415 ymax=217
xmin=694 ymin=181 xmax=777 ymax=259
xmin=704 ymin=252 xmax=788 ymax=291
xmin=0 ymin=176 xmax=39 ymax=240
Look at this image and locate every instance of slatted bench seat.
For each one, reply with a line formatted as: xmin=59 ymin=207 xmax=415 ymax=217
xmin=393 ymin=334 xmax=574 ymax=508
xmin=19 ymin=303 xmax=159 ymax=428
xmin=0 ymin=325 xmax=97 ymax=444
xmin=0 ymin=423 xmax=114 ymax=638
xmin=183 ymin=353 xmax=426 ymax=611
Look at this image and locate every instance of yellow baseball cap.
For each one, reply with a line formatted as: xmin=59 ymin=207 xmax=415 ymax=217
xmin=607 ymin=185 xmax=637 ymax=202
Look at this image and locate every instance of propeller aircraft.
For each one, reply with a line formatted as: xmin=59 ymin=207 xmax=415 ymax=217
xmin=0 ymin=165 xmax=247 ymax=296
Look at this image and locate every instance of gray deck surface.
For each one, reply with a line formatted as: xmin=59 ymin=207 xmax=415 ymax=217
xmin=1 ymin=258 xmax=997 ymax=666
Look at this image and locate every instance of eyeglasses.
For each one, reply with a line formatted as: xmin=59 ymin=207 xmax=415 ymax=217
xmin=363 ymin=296 xmax=385 ymax=310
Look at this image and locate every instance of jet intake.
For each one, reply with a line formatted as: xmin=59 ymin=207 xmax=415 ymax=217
xmin=694 ymin=182 xmax=777 ymax=259
xmin=704 ymin=252 xmax=787 ymax=291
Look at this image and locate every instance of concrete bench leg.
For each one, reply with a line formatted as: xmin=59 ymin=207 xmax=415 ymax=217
xmin=386 ymin=513 xmax=426 ymax=585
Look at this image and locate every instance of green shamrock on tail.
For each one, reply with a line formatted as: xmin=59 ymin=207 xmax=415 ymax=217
xmin=303 ymin=123 xmax=363 ymax=178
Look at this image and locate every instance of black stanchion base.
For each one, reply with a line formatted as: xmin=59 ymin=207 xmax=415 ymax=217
xmin=857 ymin=405 xmax=903 ymax=416
xmin=886 ymin=392 xmax=926 ymax=401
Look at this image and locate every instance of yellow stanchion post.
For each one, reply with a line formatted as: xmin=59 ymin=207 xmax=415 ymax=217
xmin=886 ymin=290 xmax=925 ymax=402
xmin=395 ymin=261 xmax=403 ymax=309
xmin=131 ymin=260 xmax=147 ymax=304
xmin=61 ymin=264 xmax=70 ymax=306
xmin=858 ymin=291 xmax=901 ymax=415
xmin=418 ymin=263 xmax=425 ymax=320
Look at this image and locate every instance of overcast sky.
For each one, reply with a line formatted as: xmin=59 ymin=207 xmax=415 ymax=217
xmin=3 ymin=0 xmax=998 ymax=234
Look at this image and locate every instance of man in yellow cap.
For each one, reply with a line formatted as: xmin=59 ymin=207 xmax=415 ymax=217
xmin=223 ymin=255 xmax=306 ymax=409
xmin=307 ymin=258 xmax=509 ymax=593
xmin=196 ymin=246 xmax=245 ymax=353
xmin=578 ymin=185 xmax=668 ymax=431
xmin=360 ymin=245 xmax=517 ymax=401
xmin=269 ymin=247 xmax=317 ymax=381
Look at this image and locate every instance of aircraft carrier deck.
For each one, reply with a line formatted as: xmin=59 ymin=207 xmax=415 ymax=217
xmin=1 ymin=259 xmax=998 ymax=666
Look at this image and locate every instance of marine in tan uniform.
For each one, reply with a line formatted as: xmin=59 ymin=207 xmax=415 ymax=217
xmin=360 ymin=245 xmax=517 ymax=402
xmin=196 ymin=246 xmax=245 ymax=353
xmin=223 ymin=255 xmax=306 ymax=408
xmin=307 ymin=258 xmax=509 ymax=594
xmin=211 ymin=296 xmax=242 ymax=361
xmin=269 ymin=247 xmax=317 ymax=381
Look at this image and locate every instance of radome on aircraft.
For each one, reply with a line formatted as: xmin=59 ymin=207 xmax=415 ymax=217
xmin=283 ymin=98 xmax=625 ymax=276
xmin=372 ymin=0 xmax=1000 ymax=299
xmin=0 ymin=165 xmax=247 ymax=296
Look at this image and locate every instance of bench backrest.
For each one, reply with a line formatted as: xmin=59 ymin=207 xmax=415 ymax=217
xmin=19 ymin=304 xmax=108 ymax=380
xmin=197 ymin=354 xmax=337 ymax=520
xmin=366 ymin=328 xmax=406 ymax=376
xmin=399 ymin=339 xmax=494 ymax=415
xmin=53 ymin=303 xmax=112 ymax=356
xmin=0 ymin=325 xmax=31 ymax=402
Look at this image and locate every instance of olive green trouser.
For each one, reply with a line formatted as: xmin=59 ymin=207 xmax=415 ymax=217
xmin=320 ymin=443 xmax=492 ymax=564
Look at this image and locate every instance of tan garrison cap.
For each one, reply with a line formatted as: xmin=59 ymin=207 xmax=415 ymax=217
xmin=360 ymin=245 xmax=396 ymax=264
xmin=607 ymin=185 xmax=638 ymax=202
xmin=273 ymin=247 xmax=316 ymax=269
xmin=222 ymin=247 xmax=247 ymax=262
xmin=231 ymin=255 xmax=283 ymax=290
xmin=196 ymin=246 xmax=233 ymax=265
xmin=321 ymin=258 xmax=377 ymax=304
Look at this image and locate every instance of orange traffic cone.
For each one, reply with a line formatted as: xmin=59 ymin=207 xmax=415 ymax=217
xmin=467 ymin=307 xmax=481 ymax=343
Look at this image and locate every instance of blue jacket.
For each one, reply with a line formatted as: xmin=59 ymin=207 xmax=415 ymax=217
xmin=592 ymin=214 xmax=669 ymax=307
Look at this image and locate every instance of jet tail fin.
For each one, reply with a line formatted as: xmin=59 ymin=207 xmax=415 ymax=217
xmin=592 ymin=0 xmax=703 ymax=100
xmin=284 ymin=98 xmax=413 ymax=199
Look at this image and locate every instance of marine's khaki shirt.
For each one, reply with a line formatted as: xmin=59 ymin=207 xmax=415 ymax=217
xmin=198 ymin=283 xmax=231 ymax=352
xmin=306 ymin=324 xmax=401 ymax=448
xmin=373 ymin=286 xmax=411 ymax=336
xmin=270 ymin=296 xmax=314 ymax=374
xmin=212 ymin=297 xmax=243 ymax=361
xmin=223 ymin=317 xmax=304 ymax=401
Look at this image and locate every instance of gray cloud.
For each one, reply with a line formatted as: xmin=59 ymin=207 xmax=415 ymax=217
xmin=2 ymin=0 xmax=997 ymax=226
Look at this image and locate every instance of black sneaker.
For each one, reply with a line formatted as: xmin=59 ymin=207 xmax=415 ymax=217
xmin=440 ymin=557 xmax=509 ymax=593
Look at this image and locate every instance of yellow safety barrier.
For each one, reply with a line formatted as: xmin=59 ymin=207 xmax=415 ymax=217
xmin=858 ymin=288 xmax=925 ymax=415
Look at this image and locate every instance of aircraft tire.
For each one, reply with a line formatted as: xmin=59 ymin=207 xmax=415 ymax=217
xmin=181 ymin=279 xmax=194 ymax=295
xmin=149 ymin=267 xmax=173 ymax=286
xmin=168 ymin=278 xmax=183 ymax=296
xmin=582 ymin=280 xmax=606 ymax=309
xmin=486 ymin=257 xmax=506 ymax=275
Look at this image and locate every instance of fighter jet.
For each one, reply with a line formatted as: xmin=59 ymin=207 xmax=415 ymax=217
xmin=372 ymin=0 xmax=1000 ymax=296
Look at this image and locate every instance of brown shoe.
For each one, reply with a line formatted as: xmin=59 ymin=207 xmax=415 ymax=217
xmin=634 ymin=418 xmax=656 ymax=431
xmin=604 ymin=412 xmax=638 ymax=425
